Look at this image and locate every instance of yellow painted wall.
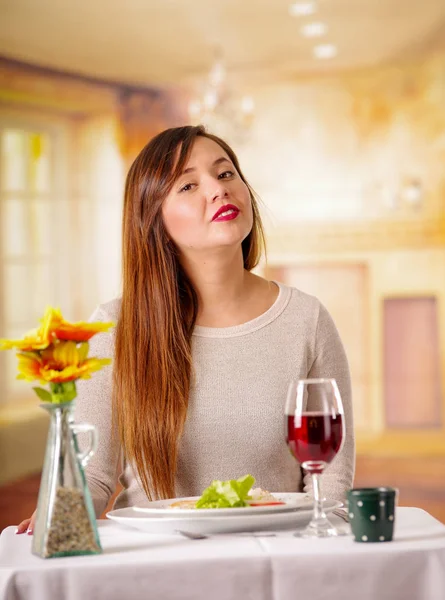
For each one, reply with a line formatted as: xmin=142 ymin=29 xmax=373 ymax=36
xmin=240 ymin=48 xmax=445 ymax=456
xmin=236 ymin=51 xmax=445 ymax=226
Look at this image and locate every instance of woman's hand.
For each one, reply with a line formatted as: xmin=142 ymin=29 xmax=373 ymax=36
xmin=16 ymin=510 xmax=36 ymax=534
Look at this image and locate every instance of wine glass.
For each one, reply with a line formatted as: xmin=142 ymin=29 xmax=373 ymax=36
xmin=285 ymin=378 xmax=345 ymax=537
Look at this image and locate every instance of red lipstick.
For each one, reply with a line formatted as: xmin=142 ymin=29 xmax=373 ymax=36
xmin=212 ymin=204 xmax=240 ymax=222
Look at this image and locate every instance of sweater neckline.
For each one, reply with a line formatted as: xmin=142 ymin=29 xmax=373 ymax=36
xmin=192 ymin=281 xmax=291 ymax=339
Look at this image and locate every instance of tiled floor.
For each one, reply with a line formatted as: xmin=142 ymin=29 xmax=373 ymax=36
xmin=1 ymin=456 xmax=444 ymax=532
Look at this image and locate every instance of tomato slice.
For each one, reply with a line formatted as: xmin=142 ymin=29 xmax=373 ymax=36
xmin=248 ymin=501 xmax=286 ymax=506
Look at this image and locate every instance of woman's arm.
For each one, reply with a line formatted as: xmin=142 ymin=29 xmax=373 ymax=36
xmin=303 ymin=302 xmax=356 ymax=502
xmin=74 ymin=305 xmax=121 ymax=517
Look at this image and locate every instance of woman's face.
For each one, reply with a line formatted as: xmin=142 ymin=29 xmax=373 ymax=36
xmin=162 ymin=136 xmax=253 ymax=255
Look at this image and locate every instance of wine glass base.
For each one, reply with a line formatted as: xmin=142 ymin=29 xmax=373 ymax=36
xmin=294 ymin=517 xmax=340 ymax=538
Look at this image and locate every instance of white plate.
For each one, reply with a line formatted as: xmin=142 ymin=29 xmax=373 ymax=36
xmin=132 ymin=492 xmax=312 ymax=518
xmin=107 ymin=499 xmax=343 ymax=535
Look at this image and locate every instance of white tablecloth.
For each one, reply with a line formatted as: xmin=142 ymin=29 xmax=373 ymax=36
xmin=1 ymin=507 xmax=445 ymax=600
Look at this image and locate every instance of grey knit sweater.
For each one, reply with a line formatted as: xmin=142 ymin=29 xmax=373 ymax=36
xmin=75 ymin=282 xmax=355 ymax=516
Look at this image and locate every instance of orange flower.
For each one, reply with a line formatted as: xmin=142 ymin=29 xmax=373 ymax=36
xmin=17 ymin=341 xmax=111 ymax=384
xmin=52 ymin=320 xmax=114 ymax=342
xmin=0 ymin=306 xmax=114 ymax=350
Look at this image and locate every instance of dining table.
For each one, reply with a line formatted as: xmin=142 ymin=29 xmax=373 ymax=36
xmin=1 ymin=507 xmax=444 ymax=600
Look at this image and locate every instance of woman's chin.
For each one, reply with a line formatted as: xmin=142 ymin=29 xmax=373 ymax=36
xmin=211 ymin=225 xmax=251 ymax=247
xmin=209 ymin=235 xmax=248 ymax=251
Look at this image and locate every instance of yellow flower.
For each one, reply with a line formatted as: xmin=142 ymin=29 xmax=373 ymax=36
xmin=0 ymin=306 xmax=114 ymax=350
xmin=16 ymin=352 xmax=43 ymax=380
xmin=17 ymin=341 xmax=111 ymax=384
xmin=0 ymin=307 xmax=61 ymax=351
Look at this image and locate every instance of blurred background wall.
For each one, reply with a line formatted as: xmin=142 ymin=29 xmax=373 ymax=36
xmin=0 ymin=0 xmax=444 ymax=526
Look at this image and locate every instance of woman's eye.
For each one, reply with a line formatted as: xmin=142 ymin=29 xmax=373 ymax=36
xmin=218 ymin=170 xmax=234 ymax=179
xmin=179 ymin=183 xmax=194 ymax=193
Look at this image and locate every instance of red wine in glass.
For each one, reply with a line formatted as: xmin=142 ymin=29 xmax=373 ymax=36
xmin=287 ymin=412 xmax=343 ymax=472
xmin=285 ymin=378 xmax=346 ymax=538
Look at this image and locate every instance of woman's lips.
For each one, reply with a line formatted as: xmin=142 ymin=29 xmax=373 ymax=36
xmin=212 ymin=205 xmax=240 ymax=222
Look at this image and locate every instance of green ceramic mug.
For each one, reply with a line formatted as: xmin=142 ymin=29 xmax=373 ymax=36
xmin=347 ymin=487 xmax=397 ymax=543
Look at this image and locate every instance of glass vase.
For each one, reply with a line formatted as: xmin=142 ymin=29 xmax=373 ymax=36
xmin=32 ymin=401 xmax=102 ymax=558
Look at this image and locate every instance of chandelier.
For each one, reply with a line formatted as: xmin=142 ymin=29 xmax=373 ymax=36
xmin=188 ymin=52 xmax=255 ymax=143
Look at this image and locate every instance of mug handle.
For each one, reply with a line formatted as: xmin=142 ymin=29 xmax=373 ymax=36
xmin=71 ymin=423 xmax=98 ymax=467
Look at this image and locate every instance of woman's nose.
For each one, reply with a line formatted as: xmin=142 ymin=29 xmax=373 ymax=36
xmin=206 ymin=178 xmax=229 ymax=203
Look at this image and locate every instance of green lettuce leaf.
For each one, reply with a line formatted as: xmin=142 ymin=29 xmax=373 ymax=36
xmin=195 ymin=474 xmax=255 ymax=509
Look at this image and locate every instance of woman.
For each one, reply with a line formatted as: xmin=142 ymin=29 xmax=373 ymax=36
xmin=17 ymin=125 xmax=355 ymax=533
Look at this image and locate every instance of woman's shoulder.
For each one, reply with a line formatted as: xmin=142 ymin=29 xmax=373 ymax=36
xmin=273 ymin=283 xmax=342 ymax=356
xmin=278 ymin=282 xmax=340 ymax=341
xmin=91 ymin=297 xmax=122 ymax=323
xmin=276 ymin=281 xmax=323 ymax=316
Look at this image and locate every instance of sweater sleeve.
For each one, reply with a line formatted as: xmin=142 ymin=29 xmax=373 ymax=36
xmin=74 ymin=305 xmax=120 ymax=517
xmin=303 ymin=302 xmax=356 ymax=503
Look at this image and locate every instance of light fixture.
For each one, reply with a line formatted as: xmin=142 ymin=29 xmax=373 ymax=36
xmin=301 ymin=21 xmax=327 ymax=37
xmin=188 ymin=51 xmax=255 ymax=143
xmin=313 ymin=43 xmax=338 ymax=59
xmin=400 ymin=178 xmax=423 ymax=208
xmin=370 ymin=176 xmax=425 ymax=213
xmin=289 ymin=2 xmax=317 ymax=17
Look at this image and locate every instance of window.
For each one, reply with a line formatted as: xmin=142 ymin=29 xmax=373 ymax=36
xmin=0 ymin=120 xmax=70 ymax=404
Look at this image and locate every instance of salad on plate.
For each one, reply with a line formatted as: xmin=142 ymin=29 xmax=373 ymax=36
xmin=169 ymin=475 xmax=286 ymax=510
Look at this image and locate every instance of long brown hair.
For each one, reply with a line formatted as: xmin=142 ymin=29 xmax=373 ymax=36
xmin=114 ymin=125 xmax=266 ymax=500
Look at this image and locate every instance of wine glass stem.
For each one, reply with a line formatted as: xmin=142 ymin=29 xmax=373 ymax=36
xmin=311 ymin=472 xmax=325 ymax=520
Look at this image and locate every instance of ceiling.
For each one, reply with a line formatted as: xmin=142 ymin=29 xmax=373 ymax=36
xmin=0 ymin=0 xmax=444 ymax=88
